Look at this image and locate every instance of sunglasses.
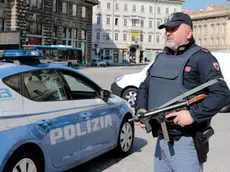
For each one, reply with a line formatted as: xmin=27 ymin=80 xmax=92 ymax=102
xmin=165 ymin=25 xmax=180 ymax=33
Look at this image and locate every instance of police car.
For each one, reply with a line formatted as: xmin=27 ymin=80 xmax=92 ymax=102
xmin=0 ymin=50 xmax=135 ymax=172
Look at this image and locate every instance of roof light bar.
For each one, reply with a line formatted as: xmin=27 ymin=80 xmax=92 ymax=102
xmin=0 ymin=50 xmax=43 ymax=59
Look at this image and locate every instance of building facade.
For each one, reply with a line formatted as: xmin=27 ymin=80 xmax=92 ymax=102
xmin=0 ymin=0 xmax=98 ymax=65
xmin=185 ymin=5 xmax=230 ymax=52
xmin=92 ymin=0 xmax=183 ymax=63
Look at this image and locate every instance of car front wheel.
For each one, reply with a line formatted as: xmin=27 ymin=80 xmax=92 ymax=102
xmin=122 ymin=88 xmax=138 ymax=107
xmin=114 ymin=117 xmax=134 ymax=157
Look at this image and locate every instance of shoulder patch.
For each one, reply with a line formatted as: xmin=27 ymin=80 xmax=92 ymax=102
xmin=212 ymin=62 xmax=220 ymax=71
xmin=201 ymin=47 xmax=210 ymax=53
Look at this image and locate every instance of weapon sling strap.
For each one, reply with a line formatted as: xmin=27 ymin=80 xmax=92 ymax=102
xmin=158 ymin=78 xmax=224 ymax=109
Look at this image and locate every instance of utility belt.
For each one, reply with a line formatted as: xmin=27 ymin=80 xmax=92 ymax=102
xmin=157 ymin=127 xmax=214 ymax=163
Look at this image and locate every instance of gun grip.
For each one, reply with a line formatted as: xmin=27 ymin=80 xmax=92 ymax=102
xmin=140 ymin=118 xmax=152 ymax=133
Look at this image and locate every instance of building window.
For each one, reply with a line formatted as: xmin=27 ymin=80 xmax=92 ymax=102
xmin=216 ymin=24 xmax=219 ymax=34
xmin=141 ymin=20 xmax=144 ymax=27
xmin=82 ymin=6 xmax=86 ymax=18
xmin=156 ymin=35 xmax=160 ymax=43
xmin=106 ymin=18 xmax=110 ymax=25
xmin=148 ymin=35 xmax=152 ymax=42
xmin=141 ymin=5 xmax=144 ymax=12
xmin=157 ymin=7 xmax=160 ymax=14
xmin=157 ymin=20 xmax=160 ymax=27
xmin=97 ymin=16 xmax=101 ymax=24
xmin=72 ymin=4 xmax=77 ymax=16
xmin=222 ymin=38 xmax=225 ymax=45
xmin=107 ymin=2 xmax=111 ymax=9
xmin=37 ymin=0 xmax=43 ymax=9
xmin=199 ymin=26 xmax=201 ymax=36
xmin=52 ymin=26 xmax=57 ymax=37
xmin=68 ymin=28 xmax=72 ymax=39
xmin=115 ymin=3 xmax=119 ymax=10
xmin=133 ymin=4 xmax=136 ymax=12
xmin=106 ymin=33 xmax=110 ymax=40
xmin=149 ymin=6 xmax=153 ymax=13
xmin=105 ymin=49 xmax=110 ymax=56
xmin=62 ymin=2 xmax=68 ymax=14
xmin=0 ymin=19 xmax=4 ymax=31
xmin=211 ymin=25 xmax=214 ymax=34
xmin=31 ymin=0 xmax=43 ymax=9
xmin=96 ymin=32 xmax=100 ymax=40
xmin=53 ymin=0 xmax=57 ymax=12
xmin=124 ymin=19 xmax=127 ymax=26
xmin=123 ymin=34 xmax=127 ymax=41
xmin=63 ymin=27 xmax=66 ymax=38
xmin=73 ymin=29 xmax=77 ymax=39
xmin=222 ymin=23 xmax=226 ymax=34
xmin=132 ymin=19 xmax=138 ymax=27
xmin=204 ymin=25 xmax=207 ymax=36
xmin=149 ymin=20 xmax=152 ymax=28
xmin=115 ymin=33 xmax=118 ymax=40
xmin=115 ymin=18 xmax=118 ymax=25
xmin=27 ymin=22 xmax=42 ymax=35
xmin=81 ymin=30 xmax=86 ymax=40
xmin=203 ymin=39 xmax=206 ymax=46
xmin=124 ymin=4 xmax=127 ymax=11
xmin=166 ymin=8 xmax=169 ymax=14
xmin=174 ymin=8 xmax=177 ymax=12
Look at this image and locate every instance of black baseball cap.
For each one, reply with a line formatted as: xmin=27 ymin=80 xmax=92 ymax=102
xmin=158 ymin=12 xmax=193 ymax=29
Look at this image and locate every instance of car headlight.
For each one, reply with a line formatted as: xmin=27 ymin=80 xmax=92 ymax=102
xmin=114 ymin=75 xmax=123 ymax=82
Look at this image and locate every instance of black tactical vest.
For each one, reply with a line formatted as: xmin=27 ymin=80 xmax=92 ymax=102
xmin=148 ymin=45 xmax=202 ymax=136
xmin=148 ymin=45 xmax=201 ymax=111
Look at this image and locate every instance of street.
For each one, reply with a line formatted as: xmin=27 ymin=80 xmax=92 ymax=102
xmin=68 ymin=66 xmax=230 ymax=172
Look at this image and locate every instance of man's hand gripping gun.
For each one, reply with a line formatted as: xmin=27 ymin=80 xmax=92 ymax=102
xmin=129 ymin=94 xmax=207 ymax=142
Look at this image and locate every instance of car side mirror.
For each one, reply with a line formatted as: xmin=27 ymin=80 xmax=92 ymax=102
xmin=100 ymin=89 xmax=111 ymax=102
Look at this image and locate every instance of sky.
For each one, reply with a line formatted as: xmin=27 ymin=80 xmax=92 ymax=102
xmin=182 ymin=0 xmax=228 ymax=11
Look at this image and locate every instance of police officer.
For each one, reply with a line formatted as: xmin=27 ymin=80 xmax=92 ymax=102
xmin=136 ymin=12 xmax=230 ymax=172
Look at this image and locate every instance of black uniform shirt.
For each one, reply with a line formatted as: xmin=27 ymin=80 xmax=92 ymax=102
xmin=136 ymin=40 xmax=230 ymax=123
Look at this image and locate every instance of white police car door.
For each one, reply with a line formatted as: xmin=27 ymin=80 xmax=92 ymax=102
xmin=60 ymin=70 xmax=117 ymax=159
xmin=22 ymin=69 xmax=82 ymax=168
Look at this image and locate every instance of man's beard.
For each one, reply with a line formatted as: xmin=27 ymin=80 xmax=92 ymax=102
xmin=166 ymin=41 xmax=179 ymax=51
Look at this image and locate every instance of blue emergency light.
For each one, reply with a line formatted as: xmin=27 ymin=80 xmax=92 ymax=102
xmin=0 ymin=49 xmax=44 ymax=65
xmin=0 ymin=49 xmax=43 ymax=59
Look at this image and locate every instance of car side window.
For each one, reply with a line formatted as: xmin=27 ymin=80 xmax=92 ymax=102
xmin=3 ymin=74 xmax=21 ymax=94
xmin=61 ymin=72 xmax=99 ymax=100
xmin=23 ymin=69 xmax=68 ymax=101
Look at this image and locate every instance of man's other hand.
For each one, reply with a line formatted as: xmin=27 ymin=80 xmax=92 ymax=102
xmin=135 ymin=109 xmax=147 ymax=129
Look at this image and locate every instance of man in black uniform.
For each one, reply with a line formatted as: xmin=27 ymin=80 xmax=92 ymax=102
xmin=136 ymin=12 xmax=230 ymax=172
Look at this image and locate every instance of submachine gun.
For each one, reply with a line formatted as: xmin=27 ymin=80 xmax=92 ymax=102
xmin=129 ymin=78 xmax=224 ymax=142
xmin=129 ymin=94 xmax=206 ymax=142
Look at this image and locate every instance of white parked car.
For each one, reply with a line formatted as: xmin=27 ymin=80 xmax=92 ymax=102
xmin=91 ymin=59 xmax=106 ymax=67
xmin=110 ymin=51 xmax=230 ymax=112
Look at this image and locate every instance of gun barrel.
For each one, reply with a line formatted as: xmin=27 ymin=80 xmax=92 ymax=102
xmin=141 ymin=101 xmax=188 ymax=119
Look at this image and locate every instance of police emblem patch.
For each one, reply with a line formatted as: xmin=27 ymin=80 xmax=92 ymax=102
xmin=184 ymin=66 xmax=191 ymax=72
xmin=212 ymin=62 xmax=220 ymax=71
